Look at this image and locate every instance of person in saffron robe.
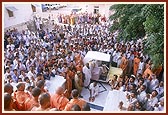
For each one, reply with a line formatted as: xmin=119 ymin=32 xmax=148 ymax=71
xmin=13 ymin=82 xmax=30 ymax=111
xmin=64 ymin=89 xmax=86 ymax=111
xmin=76 ymin=62 xmax=83 ymax=73
xmin=66 ymin=67 xmax=75 ymax=90
xmin=4 ymin=83 xmax=13 ymax=95
xmin=71 ymin=104 xmax=81 ymax=111
xmin=82 ymin=103 xmax=91 ymax=111
xmin=24 ymin=87 xmax=41 ymax=111
xmin=63 ymin=71 xmax=72 ymax=98
xmin=32 ymin=93 xmax=51 ymax=111
xmin=4 ymin=93 xmax=15 ymax=111
xmin=74 ymin=53 xmax=83 ymax=65
xmin=36 ymin=80 xmax=48 ymax=93
xmin=119 ymin=54 xmax=128 ymax=75
xmin=143 ymin=65 xmax=153 ymax=78
xmin=133 ymin=55 xmax=140 ymax=76
xmin=50 ymin=87 xmax=69 ymax=111
xmin=4 ymin=83 xmax=20 ymax=110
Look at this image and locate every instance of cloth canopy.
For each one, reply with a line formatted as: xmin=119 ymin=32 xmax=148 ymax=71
xmin=103 ymin=90 xmax=128 ymax=111
xmin=83 ymin=51 xmax=110 ymax=64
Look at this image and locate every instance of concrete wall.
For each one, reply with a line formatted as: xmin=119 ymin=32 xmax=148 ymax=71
xmin=81 ymin=4 xmax=114 ymax=19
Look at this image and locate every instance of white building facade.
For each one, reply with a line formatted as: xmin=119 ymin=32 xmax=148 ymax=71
xmin=3 ymin=3 xmax=42 ymax=31
xmin=3 ymin=3 xmax=114 ymax=31
xmin=85 ymin=4 xmax=114 ymax=19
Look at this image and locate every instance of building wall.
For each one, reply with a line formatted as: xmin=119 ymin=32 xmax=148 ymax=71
xmin=3 ymin=3 xmax=42 ymax=31
xmin=84 ymin=4 xmax=114 ymax=19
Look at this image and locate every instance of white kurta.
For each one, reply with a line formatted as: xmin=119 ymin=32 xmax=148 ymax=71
xmin=137 ymin=62 xmax=145 ymax=75
xmin=146 ymin=95 xmax=158 ymax=111
xmin=82 ymin=66 xmax=91 ymax=87
xmin=89 ymin=82 xmax=99 ymax=97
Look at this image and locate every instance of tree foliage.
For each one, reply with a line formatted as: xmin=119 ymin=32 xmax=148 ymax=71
xmin=109 ymin=4 xmax=164 ymax=69
xmin=109 ymin=4 xmax=146 ymax=41
xmin=142 ymin=4 xmax=164 ymax=69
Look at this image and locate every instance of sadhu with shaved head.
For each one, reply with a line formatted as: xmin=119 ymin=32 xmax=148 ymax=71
xmin=24 ymin=87 xmax=41 ymax=110
xmin=4 ymin=83 xmax=19 ymax=111
xmin=13 ymin=82 xmax=30 ymax=111
xmin=50 ymin=86 xmax=69 ymax=111
xmin=64 ymin=89 xmax=86 ymax=111
xmin=4 ymin=83 xmax=13 ymax=95
xmin=32 ymin=93 xmax=51 ymax=111
xmin=4 ymin=93 xmax=15 ymax=111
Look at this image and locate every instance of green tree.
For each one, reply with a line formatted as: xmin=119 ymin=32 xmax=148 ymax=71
xmin=109 ymin=4 xmax=146 ymax=41
xmin=109 ymin=4 xmax=164 ymax=69
xmin=142 ymin=4 xmax=164 ymax=70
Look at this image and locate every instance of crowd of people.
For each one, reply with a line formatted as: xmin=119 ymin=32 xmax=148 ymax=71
xmin=3 ymin=10 xmax=164 ymax=111
xmin=34 ymin=11 xmax=106 ymax=31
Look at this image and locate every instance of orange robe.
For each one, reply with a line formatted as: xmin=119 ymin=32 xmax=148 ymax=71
xmin=67 ymin=70 xmax=75 ymax=80
xmin=153 ymin=65 xmax=162 ymax=77
xmin=24 ymin=97 xmax=39 ymax=111
xmin=76 ymin=64 xmax=83 ymax=72
xmin=133 ymin=57 xmax=140 ymax=76
xmin=75 ymin=54 xmax=83 ymax=65
xmin=145 ymin=63 xmax=150 ymax=70
xmin=12 ymin=96 xmax=20 ymax=111
xmin=50 ymin=94 xmax=69 ymax=110
xmin=13 ymin=91 xmax=30 ymax=111
xmin=143 ymin=68 xmax=153 ymax=78
xmin=64 ymin=98 xmax=86 ymax=111
xmin=119 ymin=57 xmax=128 ymax=75
xmin=65 ymin=74 xmax=72 ymax=98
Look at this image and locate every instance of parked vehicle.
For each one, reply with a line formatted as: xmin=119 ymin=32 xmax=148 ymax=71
xmin=51 ymin=4 xmax=60 ymax=10
xmin=45 ymin=4 xmax=60 ymax=10
xmin=83 ymin=51 xmax=123 ymax=83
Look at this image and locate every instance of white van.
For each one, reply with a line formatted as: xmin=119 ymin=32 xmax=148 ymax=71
xmin=83 ymin=51 xmax=123 ymax=82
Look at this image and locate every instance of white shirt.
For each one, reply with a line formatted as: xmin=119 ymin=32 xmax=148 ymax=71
xmin=89 ymin=82 xmax=99 ymax=97
xmin=156 ymin=86 xmax=164 ymax=97
xmin=19 ymin=73 xmax=28 ymax=81
xmin=137 ymin=61 xmax=145 ymax=75
xmin=137 ymin=90 xmax=146 ymax=103
xmin=158 ymin=105 xmax=164 ymax=111
xmin=149 ymin=79 xmax=159 ymax=93
xmin=7 ymin=44 xmax=15 ymax=51
xmin=112 ymin=51 xmax=120 ymax=63
xmin=27 ymin=71 xmax=36 ymax=79
xmin=146 ymin=95 xmax=158 ymax=111
xmin=130 ymin=97 xmax=138 ymax=105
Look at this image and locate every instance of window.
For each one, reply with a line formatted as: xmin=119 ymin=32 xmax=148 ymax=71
xmin=6 ymin=6 xmax=18 ymax=18
xmin=94 ymin=6 xmax=99 ymax=14
xmin=7 ymin=9 xmax=14 ymax=17
xmin=94 ymin=9 xmax=99 ymax=14
xmin=31 ymin=4 xmax=36 ymax=12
